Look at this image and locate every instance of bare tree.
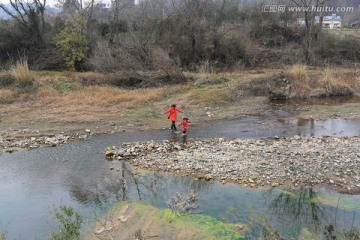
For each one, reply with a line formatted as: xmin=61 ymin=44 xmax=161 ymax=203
xmin=58 ymin=0 xmax=96 ymax=33
xmin=290 ymin=0 xmax=330 ymax=64
xmin=0 ymin=0 xmax=47 ymax=43
xmin=109 ymin=0 xmax=135 ymax=44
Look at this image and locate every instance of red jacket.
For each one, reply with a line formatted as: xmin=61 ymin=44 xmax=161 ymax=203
xmin=163 ymin=107 xmax=183 ymax=121
xmin=178 ymin=119 xmax=191 ymax=131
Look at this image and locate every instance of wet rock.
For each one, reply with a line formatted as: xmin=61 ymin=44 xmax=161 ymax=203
xmin=4 ymin=148 xmax=16 ymax=153
xmin=204 ymin=174 xmax=213 ymax=181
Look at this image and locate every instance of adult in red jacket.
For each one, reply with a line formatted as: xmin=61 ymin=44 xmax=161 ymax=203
xmin=163 ymin=104 xmax=183 ymax=131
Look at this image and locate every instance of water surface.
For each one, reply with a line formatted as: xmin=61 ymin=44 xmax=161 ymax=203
xmin=1 ymin=98 xmax=360 ymax=239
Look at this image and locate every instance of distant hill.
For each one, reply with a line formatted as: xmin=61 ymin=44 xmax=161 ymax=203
xmin=0 ymin=3 xmax=60 ymax=20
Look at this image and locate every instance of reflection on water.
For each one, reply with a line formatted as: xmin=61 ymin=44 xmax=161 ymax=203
xmin=2 ymin=152 xmax=359 ymax=240
xmin=191 ymin=117 xmax=360 ymax=139
xmin=285 ymin=118 xmax=360 ymax=137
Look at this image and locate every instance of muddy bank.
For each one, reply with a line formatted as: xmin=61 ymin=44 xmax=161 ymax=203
xmin=106 ymin=136 xmax=360 ymax=194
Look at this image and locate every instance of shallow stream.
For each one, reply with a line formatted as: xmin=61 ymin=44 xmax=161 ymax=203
xmin=1 ymin=97 xmax=360 ymax=239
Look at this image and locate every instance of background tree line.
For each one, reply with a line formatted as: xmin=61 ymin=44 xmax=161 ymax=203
xmin=0 ymin=0 xmax=359 ymax=74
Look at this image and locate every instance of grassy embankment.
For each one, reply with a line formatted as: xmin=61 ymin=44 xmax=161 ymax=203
xmin=0 ymin=62 xmax=359 ymax=135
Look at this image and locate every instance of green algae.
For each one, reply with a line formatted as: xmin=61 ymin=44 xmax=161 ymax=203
xmin=92 ymin=202 xmax=245 ymax=240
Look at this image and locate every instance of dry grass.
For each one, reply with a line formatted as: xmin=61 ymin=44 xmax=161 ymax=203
xmin=288 ymin=64 xmax=308 ymax=82
xmin=188 ymin=87 xmax=234 ymax=106
xmin=1 ymin=68 xmax=358 ymax=128
xmin=12 ymin=58 xmax=34 ymax=88
xmin=319 ymin=68 xmax=360 ymax=94
xmin=26 ymin=86 xmax=170 ymax=123
xmin=197 ymin=60 xmax=213 ymax=74
xmin=319 ymin=67 xmax=337 ymax=92
xmin=66 ymin=86 xmax=164 ymax=106
xmin=0 ymin=89 xmax=15 ymax=103
xmin=35 ymin=87 xmax=61 ymax=104
xmin=0 ymin=77 xmax=193 ymax=124
xmin=287 ymin=64 xmax=310 ymax=94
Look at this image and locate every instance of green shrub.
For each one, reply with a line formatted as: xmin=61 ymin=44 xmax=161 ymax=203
xmin=51 ymin=206 xmax=82 ymax=240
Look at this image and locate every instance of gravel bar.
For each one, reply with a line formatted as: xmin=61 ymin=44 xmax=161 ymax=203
xmin=105 ymin=136 xmax=360 ymax=193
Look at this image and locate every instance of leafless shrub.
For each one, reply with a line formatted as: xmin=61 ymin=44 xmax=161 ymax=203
xmin=29 ymin=47 xmax=66 ymax=71
xmin=89 ymin=40 xmax=185 ymax=87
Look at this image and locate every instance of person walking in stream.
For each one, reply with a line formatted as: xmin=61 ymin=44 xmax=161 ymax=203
xmin=163 ymin=104 xmax=183 ymax=132
xmin=178 ymin=117 xmax=191 ymax=136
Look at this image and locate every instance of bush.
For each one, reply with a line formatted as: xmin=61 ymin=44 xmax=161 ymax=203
xmin=315 ymin=33 xmax=360 ymax=64
xmin=51 ymin=206 xmax=82 ymax=240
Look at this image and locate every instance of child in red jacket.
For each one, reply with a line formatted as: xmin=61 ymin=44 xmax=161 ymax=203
xmin=178 ymin=117 xmax=191 ymax=136
xmin=163 ymin=104 xmax=183 ymax=132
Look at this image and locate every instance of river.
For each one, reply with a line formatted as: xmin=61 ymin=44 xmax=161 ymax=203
xmin=1 ymin=97 xmax=360 ymax=239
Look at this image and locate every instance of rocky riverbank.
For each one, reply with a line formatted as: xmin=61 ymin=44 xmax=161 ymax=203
xmin=0 ymin=129 xmax=93 ymax=153
xmin=105 ymin=136 xmax=360 ymax=193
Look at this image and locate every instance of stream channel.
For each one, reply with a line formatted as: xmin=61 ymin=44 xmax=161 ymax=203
xmin=1 ymin=97 xmax=360 ymax=239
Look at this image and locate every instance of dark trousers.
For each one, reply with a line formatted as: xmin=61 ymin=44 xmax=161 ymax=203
xmin=171 ymin=121 xmax=177 ymax=131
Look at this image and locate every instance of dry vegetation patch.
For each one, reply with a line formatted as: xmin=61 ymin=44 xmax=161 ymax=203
xmin=287 ymin=64 xmax=311 ymax=94
xmin=0 ymin=89 xmax=15 ymax=103
xmin=188 ymin=87 xmax=234 ymax=106
xmin=0 ymin=83 xmax=193 ymax=124
xmin=0 ymin=69 xmax=359 ymax=132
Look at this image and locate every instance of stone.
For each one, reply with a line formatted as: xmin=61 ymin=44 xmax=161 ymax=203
xmin=204 ymin=174 xmax=213 ymax=181
xmin=119 ymin=215 xmax=129 ymax=222
xmin=102 ymin=136 xmax=360 ymax=192
xmin=234 ymin=224 xmax=245 ymax=231
xmin=294 ymin=135 xmax=301 ymax=140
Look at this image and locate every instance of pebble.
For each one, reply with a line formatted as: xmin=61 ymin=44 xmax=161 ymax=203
xmin=106 ymin=136 xmax=360 ymax=192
